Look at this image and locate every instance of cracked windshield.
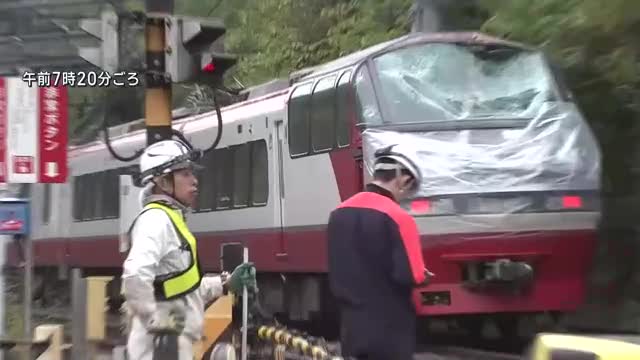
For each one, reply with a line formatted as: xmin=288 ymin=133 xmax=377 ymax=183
xmin=0 ymin=0 xmax=638 ymax=359
xmin=369 ymin=44 xmax=554 ymax=123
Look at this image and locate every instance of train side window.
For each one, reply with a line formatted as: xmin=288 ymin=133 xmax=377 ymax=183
xmin=310 ymin=75 xmax=337 ymax=153
xmin=100 ymin=172 xmax=107 ymax=219
xmin=232 ymin=143 xmax=251 ymax=208
xmin=336 ymin=70 xmax=352 ymax=147
xmin=42 ymin=184 xmax=51 ymax=224
xmin=82 ymin=174 xmax=95 ymax=221
xmin=71 ymin=171 xmax=121 ymax=221
xmin=354 ymin=65 xmax=383 ymax=125
xmin=288 ymin=83 xmax=312 ymax=157
xmin=196 ymin=150 xmax=216 ymax=212
xmin=251 ymin=140 xmax=268 ymax=205
xmin=72 ymin=176 xmax=82 ymax=221
xmin=104 ymin=169 xmax=120 ymax=218
xmin=214 ymin=148 xmax=234 ymax=210
xmin=92 ymin=172 xmax=105 ymax=220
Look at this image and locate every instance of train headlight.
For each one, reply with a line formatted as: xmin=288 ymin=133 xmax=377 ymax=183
xmin=545 ymin=194 xmax=590 ymax=211
xmin=545 ymin=192 xmax=602 ymax=211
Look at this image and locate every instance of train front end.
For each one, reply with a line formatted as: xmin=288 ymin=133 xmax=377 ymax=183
xmin=354 ymin=34 xmax=601 ymax=321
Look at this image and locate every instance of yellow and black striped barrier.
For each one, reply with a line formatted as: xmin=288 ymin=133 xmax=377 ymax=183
xmin=527 ymin=332 xmax=640 ymax=360
xmin=257 ymin=325 xmax=345 ymax=360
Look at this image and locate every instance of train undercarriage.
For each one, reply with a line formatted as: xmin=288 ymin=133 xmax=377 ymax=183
xmin=19 ymin=262 xmax=571 ymax=349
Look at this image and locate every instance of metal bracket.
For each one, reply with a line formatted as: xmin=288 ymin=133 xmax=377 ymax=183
xmin=145 ymin=69 xmax=171 ymax=87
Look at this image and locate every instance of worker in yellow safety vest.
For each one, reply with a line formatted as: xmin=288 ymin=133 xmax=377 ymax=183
xmin=121 ymin=139 xmax=257 ymax=360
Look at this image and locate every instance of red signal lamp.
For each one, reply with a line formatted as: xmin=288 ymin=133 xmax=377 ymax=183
xmin=202 ymin=62 xmax=216 ymax=73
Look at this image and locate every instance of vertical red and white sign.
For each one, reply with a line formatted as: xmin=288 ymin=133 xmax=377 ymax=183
xmin=0 ymin=78 xmax=7 ymax=183
xmin=0 ymin=77 xmax=68 ymax=184
xmin=38 ymin=85 xmax=68 ymax=183
xmin=6 ymin=77 xmax=38 ymax=183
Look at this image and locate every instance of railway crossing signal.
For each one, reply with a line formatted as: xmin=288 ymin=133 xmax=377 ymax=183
xmin=76 ymin=6 xmax=237 ymax=146
xmin=165 ymin=16 xmax=238 ymax=84
xmin=76 ymin=11 xmax=237 ymax=85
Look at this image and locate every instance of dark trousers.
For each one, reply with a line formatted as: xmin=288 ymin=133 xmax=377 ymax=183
xmin=339 ymin=306 xmax=415 ymax=360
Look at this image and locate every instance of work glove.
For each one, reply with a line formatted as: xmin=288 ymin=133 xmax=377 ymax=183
xmin=146 ymin=302 xmax=186 ymax=334
xmin=225 ymin=262 xmax=257 ymax=295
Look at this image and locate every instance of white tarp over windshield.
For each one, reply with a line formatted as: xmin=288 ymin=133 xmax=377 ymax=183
xmin=362 ymin=101 xmax=601 ymax=197
xmin=359 ymin=42 xmax=601 ymax=199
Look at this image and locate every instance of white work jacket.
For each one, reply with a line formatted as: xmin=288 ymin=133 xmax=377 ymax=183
xmin=121 ymin=193 xmax=223 ymax=342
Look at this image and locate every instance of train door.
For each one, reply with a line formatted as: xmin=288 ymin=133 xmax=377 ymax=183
xmin=273 ymin=118 xmax=287 ymax=260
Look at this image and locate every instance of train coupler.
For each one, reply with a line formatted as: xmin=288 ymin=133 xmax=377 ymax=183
xmin=485 ymin=259 xmax=534 ymax=283
xmin=463 ymin=258 xmax=534 ymax=290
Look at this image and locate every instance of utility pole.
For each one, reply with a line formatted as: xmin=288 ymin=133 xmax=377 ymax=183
xmin=144 ymin=0 xmax=173 ymax=145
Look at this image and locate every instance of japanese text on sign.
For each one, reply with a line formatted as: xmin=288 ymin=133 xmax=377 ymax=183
xmin=41 ymin=87 xmax=60 ymax=151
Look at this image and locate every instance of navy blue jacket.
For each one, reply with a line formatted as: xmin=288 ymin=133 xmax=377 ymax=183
xmin=327 ymin=184 xmax=426 ymax=360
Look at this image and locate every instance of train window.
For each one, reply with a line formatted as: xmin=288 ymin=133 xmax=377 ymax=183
xmin=79 ymin=175 xmax=91 ymax=220
xmin=42 ymin=184 xmax=51 ymax=224
xmin=72 ymin=177 xmax=82 ymax=221
xmin=232 ymin=144 xmax=251 ymax=207
xmin=354 ymin=65 xmax=383 ymax=125
xmin=336 ymin=71 xmax=352 ymax=147
xmin=196 ymin=150 xmax=216 ymax=211
xmin=310 ymin=75 xmax=337 ymax=153
xmin=288 ymin=83 xmax=312 ymax=157
xmin=93 ymin=172 xmax=105 ymax=219
xmin=71 ymin=170 xmax=121 ymax=222
xmin=251 ymin=140 xmax=268 ymax=205
xmin=78 ymin=175 xmax=88 ymax=221
xmin=90 ymin=173 xmax=103 ymax=220
xmin=103 ymin=169 xmax=120 ymax=218
xmin=214 ymin=148 xmax=234 ymax=209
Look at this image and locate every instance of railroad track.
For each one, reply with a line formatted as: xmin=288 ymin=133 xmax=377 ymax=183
xmin=245 ymin=323 xmax=528 ymax=360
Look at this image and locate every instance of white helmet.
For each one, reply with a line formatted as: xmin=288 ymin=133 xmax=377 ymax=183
xmin=373 ymin=144 xmax=422 ymax=191
xmin=137 ymin=139 xmax=203 ymax=186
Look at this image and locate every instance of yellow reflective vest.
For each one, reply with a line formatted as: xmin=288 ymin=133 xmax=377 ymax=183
xmin=133 ymin=201 xmax=203 ymax=301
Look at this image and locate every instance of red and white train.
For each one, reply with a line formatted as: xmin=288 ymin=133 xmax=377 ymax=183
xmin=11 ymin=32 xmax=602 ymax=337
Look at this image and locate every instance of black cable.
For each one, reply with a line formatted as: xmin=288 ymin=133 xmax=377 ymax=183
xmin=202 ymin=89 xmax=224 ymax=153
xmin=102 ymin=102 xmax=144 ymax=162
